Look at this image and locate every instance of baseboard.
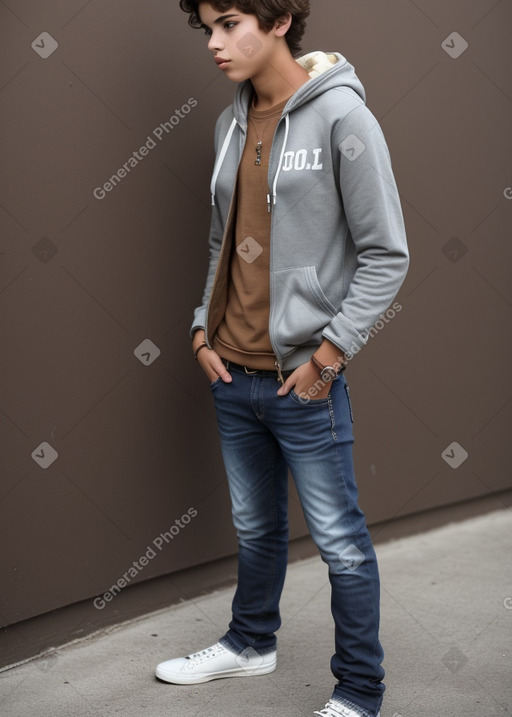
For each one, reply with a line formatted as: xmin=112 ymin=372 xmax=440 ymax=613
xmin=1 ymin=488 xmax=511 ymax=671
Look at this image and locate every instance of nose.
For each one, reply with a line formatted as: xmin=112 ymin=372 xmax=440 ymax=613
xmin=207 ymin=30 xmax=223 ymax=54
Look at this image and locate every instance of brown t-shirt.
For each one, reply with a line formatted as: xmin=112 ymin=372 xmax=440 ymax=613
xmin=212 ymin=97 xmax=288 ymax=369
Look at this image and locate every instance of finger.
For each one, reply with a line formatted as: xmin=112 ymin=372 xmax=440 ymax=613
xmin=209 ymin=355 xmax=232 ymax=383
xmin=277 ymin=377 xmax=294 ymax=396
xmin=197 ymin=351 xmax=222 ymax=382
xmin=220 ymin=369 xmax=232 ymax=383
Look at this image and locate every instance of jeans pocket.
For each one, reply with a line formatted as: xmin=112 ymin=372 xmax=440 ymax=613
xmin=289 ymin=388 xmax=329 ymax=406
xmin=209 ymin=376 xmax=222 ymax=389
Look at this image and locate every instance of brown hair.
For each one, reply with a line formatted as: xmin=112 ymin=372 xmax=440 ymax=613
xmin=179 ymin=0 xmax=310 ymax=57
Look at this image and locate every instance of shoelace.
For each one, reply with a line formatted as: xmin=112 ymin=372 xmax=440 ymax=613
xmin=184 ymin=643 xmax=227 ymax=665
xmin=314 ymin=703 xmax=380 ymax=717
xmin=313 ymin=701 xmax=362 ymax=717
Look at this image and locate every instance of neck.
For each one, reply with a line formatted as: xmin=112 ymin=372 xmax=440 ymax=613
xmin=251 ymin=49 xmax=310 ymax=110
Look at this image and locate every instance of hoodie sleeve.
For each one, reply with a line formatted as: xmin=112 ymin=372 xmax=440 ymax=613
xmin=189 ymin=211 xmax=223 ymax=338
xmin=322 ymin=102 xmax=409 ymax=356
xmin=189 ymin=111 xmax=231 ymax=338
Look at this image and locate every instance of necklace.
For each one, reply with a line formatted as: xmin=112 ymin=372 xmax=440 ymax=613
xmin=255 ymin=139 xmax=263 ymax=166
xmin=249 ymin=115 xmax=272 ymax=166
xmin=249 ymin=95 xmax=289 ymax=166
xmin=251 ymin=120 xmax=271 ymax=166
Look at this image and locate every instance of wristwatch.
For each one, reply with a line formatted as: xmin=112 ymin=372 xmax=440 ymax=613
xmin=311 ymin=355 xmax=339 ymax=382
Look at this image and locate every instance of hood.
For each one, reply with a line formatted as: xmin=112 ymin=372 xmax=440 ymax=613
xmin=232 ymin=51 xmax=366 ymax=126
xmin=210 ymin=51 xmax=366 ymax=206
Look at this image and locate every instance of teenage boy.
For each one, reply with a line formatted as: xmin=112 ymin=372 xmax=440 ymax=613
xmin=156 ymin=2 xmax=409 ymax=716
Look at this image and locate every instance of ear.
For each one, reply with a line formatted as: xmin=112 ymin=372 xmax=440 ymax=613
xmin=274 ymin=13 xmax=292 ymax=39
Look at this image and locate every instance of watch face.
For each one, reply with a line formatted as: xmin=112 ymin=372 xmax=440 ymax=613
xmin=321 ymin=366 xmax=337 ymax=382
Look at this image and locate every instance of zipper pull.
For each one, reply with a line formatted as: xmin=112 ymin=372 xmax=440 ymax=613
xmin=274 ymin=360 xmax=285 ymax=384
xmin=267 ymin=193 xmax=272 ymax=213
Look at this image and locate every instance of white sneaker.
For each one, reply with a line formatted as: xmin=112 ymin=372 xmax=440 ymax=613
xmin=314 ymin=699 xmax=380 ymax=717
xmin=155 ymin=642 xmax=277 ymax=684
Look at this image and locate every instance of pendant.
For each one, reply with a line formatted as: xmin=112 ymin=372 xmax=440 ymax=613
xmin=255 ymin=140 xmax=262 ymax=166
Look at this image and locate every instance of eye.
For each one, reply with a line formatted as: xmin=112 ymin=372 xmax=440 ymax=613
xmin=224 ymin=21 xmax=237 ymax=30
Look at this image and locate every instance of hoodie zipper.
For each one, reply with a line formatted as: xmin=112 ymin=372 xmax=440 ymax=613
xmin=209 ymin=111 xmax=291 ymax=376
xmin=203 ymin=187 xmax=238 ymax=348
xmin=204 ymin=121 xmax=246 ymax=348
xmin=267 ymin=113 xmax=290 ymax=376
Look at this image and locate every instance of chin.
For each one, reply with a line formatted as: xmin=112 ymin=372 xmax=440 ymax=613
xmin=223 ymin=64 xmax=253 ymax=83
xmin=227 ymin=73 xmax=250 ymax=84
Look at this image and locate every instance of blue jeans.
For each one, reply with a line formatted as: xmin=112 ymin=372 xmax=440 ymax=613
xmin=210 ymin=363 xmax=384 ymax=716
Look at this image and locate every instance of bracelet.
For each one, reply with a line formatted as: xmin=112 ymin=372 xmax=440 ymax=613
xmin=193 ymin=342 xmax=209 ymax=360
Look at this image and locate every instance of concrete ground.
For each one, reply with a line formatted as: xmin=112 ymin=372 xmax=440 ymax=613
xmin=1 ymin=509 xmax=511 ymax=717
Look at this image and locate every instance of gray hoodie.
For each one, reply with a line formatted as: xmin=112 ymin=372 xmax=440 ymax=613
xmin=191 ymin=51 xmax=409 ymax=372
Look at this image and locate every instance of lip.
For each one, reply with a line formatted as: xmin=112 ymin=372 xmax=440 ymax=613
xmin=215 ymin=57 xmax=230 ymax=68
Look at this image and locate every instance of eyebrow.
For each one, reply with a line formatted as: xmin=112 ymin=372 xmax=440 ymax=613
xmin=201 ymin=13 xmax=239 ymax=29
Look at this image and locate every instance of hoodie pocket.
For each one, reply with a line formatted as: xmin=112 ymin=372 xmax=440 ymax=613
xmin=272 ymin=266 xmax=337 ymax=354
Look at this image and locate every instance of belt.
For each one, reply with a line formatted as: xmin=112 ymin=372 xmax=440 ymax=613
xmin=222 ymin=359 xmax=294 ymax=383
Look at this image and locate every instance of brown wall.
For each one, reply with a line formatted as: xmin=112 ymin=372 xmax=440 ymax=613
xmin=1 ymin=0 xmax=511 ymax=639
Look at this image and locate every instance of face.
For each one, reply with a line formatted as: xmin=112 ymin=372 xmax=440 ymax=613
xmin=198 ymin=3 xmax=284 ymax=83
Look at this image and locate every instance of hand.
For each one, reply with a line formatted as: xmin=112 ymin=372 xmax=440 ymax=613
xmin=192 ymin=330 xmax=232 ymax=384
xmin=276 ymin=360 xmax=330 ymax=400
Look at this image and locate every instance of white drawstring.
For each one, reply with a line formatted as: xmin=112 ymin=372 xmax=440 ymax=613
xmin=210 ymin=117 xmax=238 ymax=205
xmin=211 ymin=112 xmax=290 ymax=210
xmin=269 ymin=113 xmax=290 ymax=212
